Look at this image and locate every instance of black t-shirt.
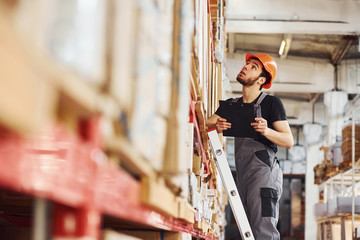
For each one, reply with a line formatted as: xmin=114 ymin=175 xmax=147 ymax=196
xmin=215 ymin=93 xmax=287 ymax=153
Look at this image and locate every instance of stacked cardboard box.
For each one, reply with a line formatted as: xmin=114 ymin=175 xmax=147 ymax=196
xmin=0 ymin=0 xmax=228 ymax=238
xmin=116 ymin=0 xmax=175 ymax=172
xmin=341 ymin=124 xmax=360 ymax=164
xmin=105 ymin=230 xmax=192 ymax=240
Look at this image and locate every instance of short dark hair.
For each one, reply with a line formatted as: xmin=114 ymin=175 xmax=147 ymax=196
xmin=259 ymin=68 xmax=271 ymax=90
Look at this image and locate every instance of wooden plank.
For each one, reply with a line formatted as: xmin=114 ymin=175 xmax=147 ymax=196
xmin=104 ymin=137 xmax=156 ymax=179
xmin=0 ymin=5 xmax=110 ymax=134
xmin=177 ymin=197 xmax=195 ymax=223
xmin=195 ymin=101 xmax=206 ymax=132
xmin=54 ymin=66 xmax=101 ymax=117
xmin=191 ymin=54 xmax=201 ymax=100
xmin=140 ymin=177 xmax=178 ymax=218
xmin=190 ymin=71 xmax=198 ymax=101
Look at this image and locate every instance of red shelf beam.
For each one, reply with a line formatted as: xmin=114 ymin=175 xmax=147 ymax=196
xmin=0 ymin=123 xmax=216 ymax=240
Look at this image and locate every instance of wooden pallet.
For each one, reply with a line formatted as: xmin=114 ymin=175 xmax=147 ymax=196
xmin=325 ymin=166 xmax=339 ymax=179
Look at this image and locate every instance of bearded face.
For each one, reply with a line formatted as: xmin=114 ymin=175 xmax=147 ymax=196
xmin=236 ymin=75 xmax=259 ymax=87
xmin=236 ymin=58 xmax=264 ymax=87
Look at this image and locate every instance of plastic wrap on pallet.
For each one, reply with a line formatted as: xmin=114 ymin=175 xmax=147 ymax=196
xmin=47 ymin=0 xmax=107 ymax=84
xmin=129 ymin=0 xmax=176 ymax=171
xmin=130 ymin=112 xmax=167 ymax=170
xmin=336 ymin=196 xmax=360 ymax=214
xmin=327 ymin=198 xmax=337 ymax=216
xmin=313 ymin=202 xmax=327 ymax=219
xmin=156 ymin=0 xmax=174 ymax=68
xmin=162 ymin=0 xmax=194 ymax=174
xmin=331 ymin=141 xmax=343 ymax=166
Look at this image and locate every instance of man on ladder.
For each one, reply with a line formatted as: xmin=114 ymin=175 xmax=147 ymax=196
xmin=207 ymin=53 xmax=294 ymax=239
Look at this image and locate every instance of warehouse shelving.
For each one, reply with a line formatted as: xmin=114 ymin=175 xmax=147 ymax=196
xmin=0 ymin=72 xmax=218 ymax=239
xmin=316 ymin=97 xmax=360 ymax=239
xmin=0 ymin=0 xmax=228 ymax=239
xmin=0 ymin=119 xmax=217 ymax=239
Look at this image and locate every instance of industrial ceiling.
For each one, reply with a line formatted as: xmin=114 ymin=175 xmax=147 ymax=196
xmin=224 ymin=0 xmax=360 ymax=104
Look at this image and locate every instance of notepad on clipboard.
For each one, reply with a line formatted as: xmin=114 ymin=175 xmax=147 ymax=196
xmin=217 ymin=100 xmax=256 ymax=138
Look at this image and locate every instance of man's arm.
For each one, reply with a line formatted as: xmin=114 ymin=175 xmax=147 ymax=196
xmin=207 ymin=114 xmax=231 ymax=133
xmin=251 ymin=117 xmax=294 ymax=149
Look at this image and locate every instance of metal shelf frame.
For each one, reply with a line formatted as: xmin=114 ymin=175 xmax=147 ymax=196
xmin=0 ymin=118 xmax=217 ymax=240
xmin=318 ymin=97 xmax=360 ymax=238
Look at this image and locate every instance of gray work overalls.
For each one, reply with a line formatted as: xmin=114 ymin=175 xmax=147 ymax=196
xmin=234 ymin=92 xmax=283 ymax=240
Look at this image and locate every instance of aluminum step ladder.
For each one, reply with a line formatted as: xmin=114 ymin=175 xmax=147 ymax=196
xmin=208 ymin=129 xmax=255 ymax=240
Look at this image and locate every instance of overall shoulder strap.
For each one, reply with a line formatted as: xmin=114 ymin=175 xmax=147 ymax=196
xmin=254 ymin=92 xmax=267 ymax=118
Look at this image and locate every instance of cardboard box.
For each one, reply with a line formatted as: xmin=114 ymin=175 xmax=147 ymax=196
xmin=342 ymin=125 xmax=360 ymax=142
xmin=0 ymin=9 xmax=57 ymax=133
xmin=341 ymin=139 xmax=360 ymax=163
xmin=163 ymin=0 xmax=194 ymax=174
xmin=110 ymin=0 xmax=137 ymax=113
xmin=47 ymin=0 xmax=107 ymax=85
xmin=141 ymin=177 xmax=178 ymax=217
xmin=177 ymin=197 xmax=196 ymax=223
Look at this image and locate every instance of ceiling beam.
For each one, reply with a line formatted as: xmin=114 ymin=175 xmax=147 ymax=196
xmin=309 ymin=93 xmax=321 ymax=104
xmin=226 ymin=0 xmax=360 ymax=35
xmin=226 ymin=20 xmax=357 ymax=35
xmin=331 ymin=36 xmax=356 ymax=65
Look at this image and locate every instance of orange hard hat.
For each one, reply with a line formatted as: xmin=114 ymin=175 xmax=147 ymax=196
xmin=245 ymin=53 xmax=277 ymax=89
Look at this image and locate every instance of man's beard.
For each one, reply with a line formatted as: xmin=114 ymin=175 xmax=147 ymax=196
xmin=236 ymin=76 xmax=258 ymax=87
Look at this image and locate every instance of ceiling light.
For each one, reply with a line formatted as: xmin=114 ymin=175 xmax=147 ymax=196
xmin=279 ymin=40 xmax=286 ymax=56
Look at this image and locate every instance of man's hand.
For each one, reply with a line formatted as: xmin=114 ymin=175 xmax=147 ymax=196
xmin=216 ymin=117 xmax=231 ymax=133
xmin=251 ymin=118 xmax=294 ymax=149
xmin=251 ymin=117 xmax=269 ymax=136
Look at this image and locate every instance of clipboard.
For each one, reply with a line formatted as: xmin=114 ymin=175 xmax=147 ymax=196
xmin=217 ymin=100 xmax=256 ymax=138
